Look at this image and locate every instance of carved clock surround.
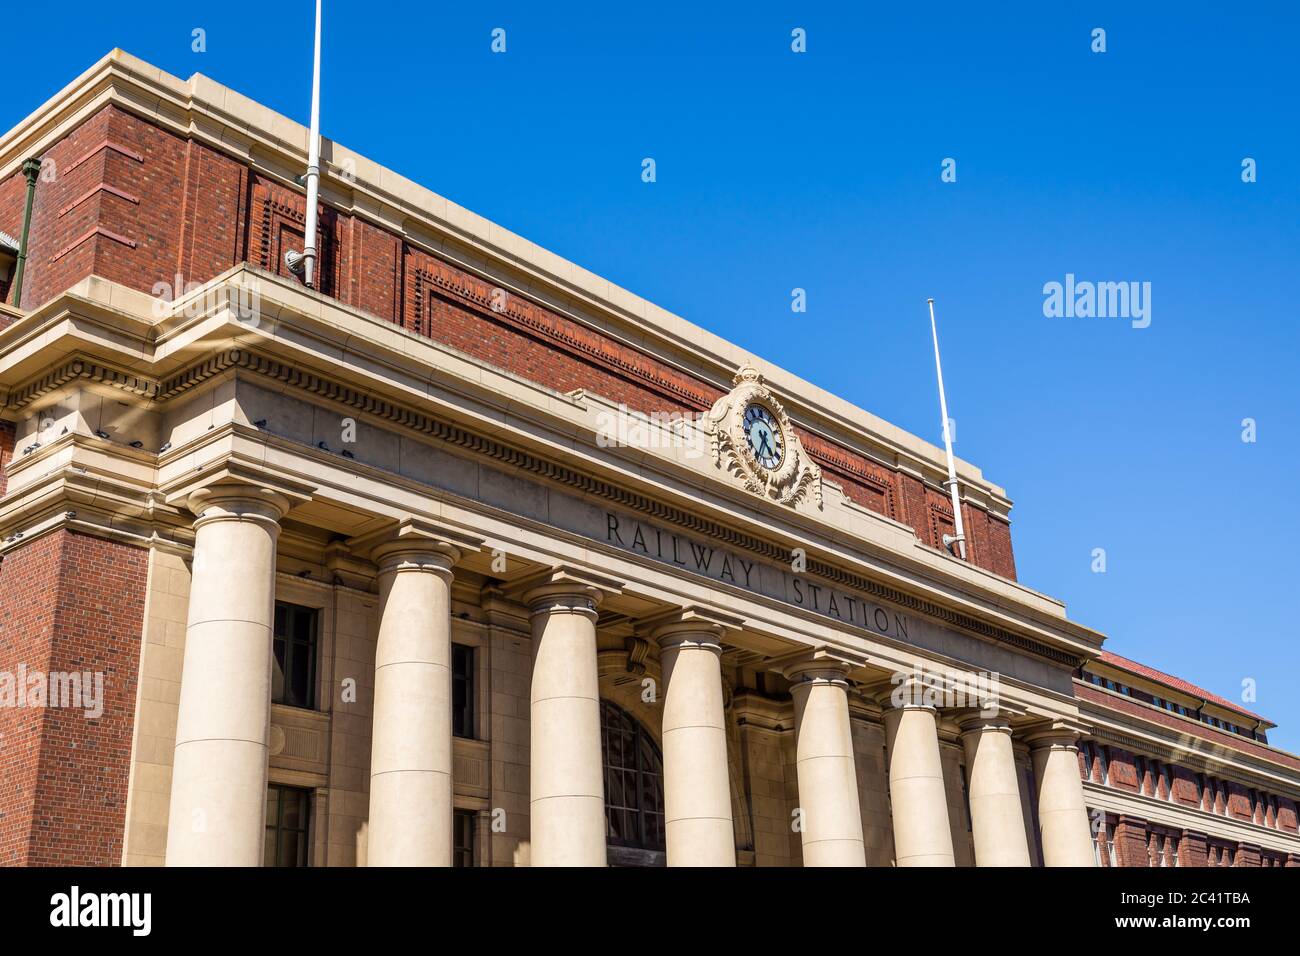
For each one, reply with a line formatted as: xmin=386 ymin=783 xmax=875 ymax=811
xmin=705 ymin=366 xmax=822 ymax=509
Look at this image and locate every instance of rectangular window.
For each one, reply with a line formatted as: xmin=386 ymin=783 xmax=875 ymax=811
xmin=452 ymin=643 xmax=475 ymax=739
xmin=453 ymin=808 xmax=476 ymax=867
xmin=273 ymin=602 xmax=319 ymax=709
xmin=265 ymin=785 xmax=312 ymax=867
xmin=1099 ymin=746 xmax=1110 ymax=785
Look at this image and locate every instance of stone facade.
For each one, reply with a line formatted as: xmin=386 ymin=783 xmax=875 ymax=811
xmin=0 ymin=51 xmax=1296 ymax=868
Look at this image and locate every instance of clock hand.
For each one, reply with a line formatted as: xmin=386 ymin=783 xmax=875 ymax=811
xmin=758 ymin=434 xmax=772 ymax=458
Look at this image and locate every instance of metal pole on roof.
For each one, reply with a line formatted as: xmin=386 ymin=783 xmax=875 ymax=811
xmin=927 ymin=297 xmax=966 ymax=560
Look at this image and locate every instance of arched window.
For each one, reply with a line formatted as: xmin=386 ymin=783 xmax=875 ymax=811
xmin=600 ymin=700 xmax=665 ymax=859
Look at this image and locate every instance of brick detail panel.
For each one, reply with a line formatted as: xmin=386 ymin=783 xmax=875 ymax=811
xmin=1234 ymin=843 xmax=1261 ymax=867
xmin=1180 ymin=830 xmax=1209 ymax=867
xmin=0 ymin=102 xmax=1023 ymax=580
xmin=1113 ymin=815 xmax=1149 ymax=867
xmin=0 ymin=530 xmax=147 ymax=865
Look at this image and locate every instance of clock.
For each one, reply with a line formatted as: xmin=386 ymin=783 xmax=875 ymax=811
xmin=743 ymin=402 xmax=784 ymax=470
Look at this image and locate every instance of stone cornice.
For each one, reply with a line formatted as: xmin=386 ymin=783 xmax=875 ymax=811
xmin=0 ymin=273 xmax=1083 ymax=655
xmin=8 ymin=356 xmax=157 ymax=410
xmin=2 ymin=344 xmax=1092 ymax=670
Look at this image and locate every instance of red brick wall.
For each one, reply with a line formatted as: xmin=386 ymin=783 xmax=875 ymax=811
xmin=1082 ymin=740 xmax=1298 ymax=867
xmin=1180 ymin=830 xmax=1209 ymax=867
xmin=0 ymin=421 xmax=12 ymax=496
xmin=0 ymin=530 xmax=147 ymax=865
xmin=1234 ymin=843 xmax=1261 ymax=867
xmin=0 ymin=102 xmax=1019 ymax=579
xmin=1113 ymin=816 xmax=1149 ymax=867
xmin=1076 ymin=682 xmax=1300 ymax=771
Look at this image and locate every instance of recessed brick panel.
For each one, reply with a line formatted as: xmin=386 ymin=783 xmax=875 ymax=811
xmin=0 ymin=102 xmax=1021 ymax=580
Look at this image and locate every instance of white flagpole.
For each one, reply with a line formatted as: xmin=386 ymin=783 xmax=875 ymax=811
xmin=301 ymin=0 xmax=323 ymax=288
xmin=927 ymin=297 xmax=966 ymax=560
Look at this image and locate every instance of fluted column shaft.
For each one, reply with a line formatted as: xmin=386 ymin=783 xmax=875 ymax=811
xmin=527 ymin=583 xmax=607 ymax=866
xmin=884 ymin=702 xmax=956 ymax=866
xmin=790 ymin=665 xmax=867 ymax=866
xmin=960 ymin=717 xmax=1031 ymax=866
xmin=1031 ymin=732 xmax=1096 ymax=867
xmin=367 ymin=541 xmax=459 ymax=866
xmin=657 ymin=624 xmax=735 ymax=866
xmin=166 ymin=485 xmax=288 ymax=866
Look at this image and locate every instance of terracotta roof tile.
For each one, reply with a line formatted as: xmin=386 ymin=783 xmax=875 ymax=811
xmin=1095 ymin=650 xmax=1270 ymax=726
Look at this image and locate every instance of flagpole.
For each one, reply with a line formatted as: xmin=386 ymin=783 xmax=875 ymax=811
xmin=927 ymin=297 xmax=966 ymax=560
xmin=301 ymin=0 xmax=322 ymax=288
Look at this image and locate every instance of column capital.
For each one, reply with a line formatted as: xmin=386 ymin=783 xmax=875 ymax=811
xmin=769 ymin=645 xmax=864 ymax=686
xmin=513 ymin=565 xmax=624 ymax=617
xmin=350 ymin=516 xmax=482 ymax=575
xmin=185 ymin=483 xmax=293 ymax=530
xmin=872 ymin=676 xmax=938 ymax=714
xmin=162 ymin=460 xmax=315 ymax=515
xmin=1023 ymin=719 xmax=1090 ymax=750
xmin=957 ymin=713 xmax=1014 ymax=737
xmin=641 ymin=605 xmax=744 ymax=650
xmin=867 ymin=671 xmax=1011 ymax=717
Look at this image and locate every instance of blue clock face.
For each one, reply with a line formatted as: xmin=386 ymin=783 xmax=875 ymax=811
xmin=743 ymin=403 xmax=784 ymax=470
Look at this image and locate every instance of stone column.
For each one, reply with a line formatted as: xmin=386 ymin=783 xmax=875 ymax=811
xmin=366 ymin=533 xmax=461 ymax=866
xmin=788 ymin=660 xmax=867 ymax=866
xmin=883 ymin=697 xmax=956 ymax=866
xmin=1030 ymin=730 xmax=1096 ymax=867
xmin=525 ymin=571 xmax=621 ymax=866
xmin=960 ymin=716 xmax=1031 ymax=866
xmin=166 ymin=485 xmax=289 ymax=866
xmin=654 ymin=611 xmax=737 ymax=867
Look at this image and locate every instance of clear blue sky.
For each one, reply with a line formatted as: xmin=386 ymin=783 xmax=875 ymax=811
xmin=4 ymin=3 xmax=1297 ymax=747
